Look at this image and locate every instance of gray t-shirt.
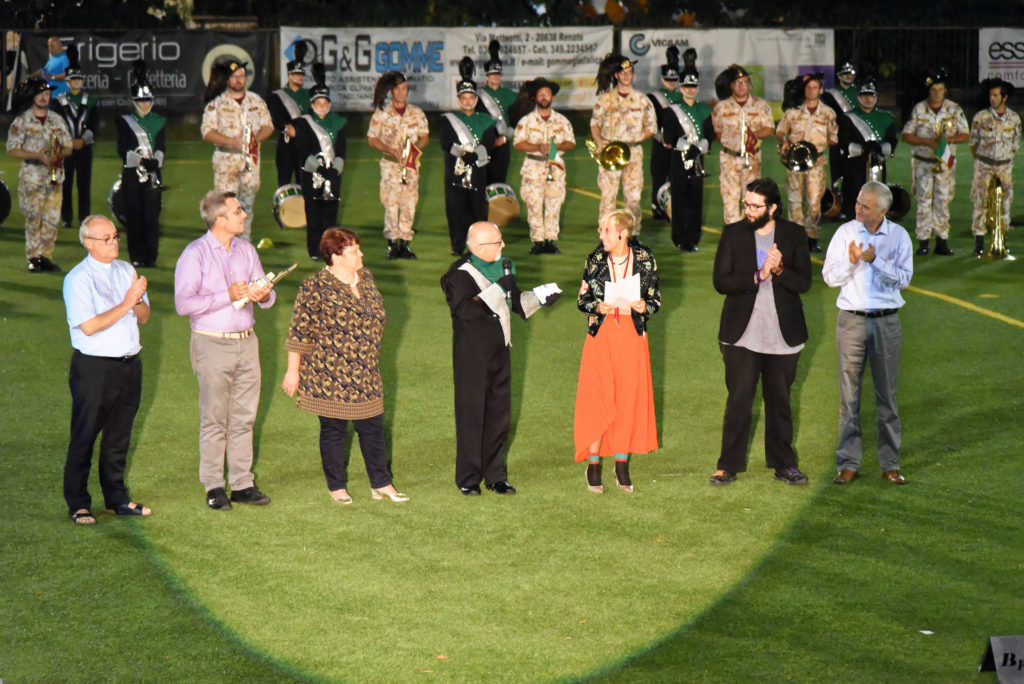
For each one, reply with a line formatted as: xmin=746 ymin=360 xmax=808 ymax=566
xmin=733 ymin=228 xmax=804 ymax=355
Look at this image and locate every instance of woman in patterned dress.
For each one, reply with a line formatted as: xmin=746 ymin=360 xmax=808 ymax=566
xmin=282 ymin=228 xmax=408 ymax=504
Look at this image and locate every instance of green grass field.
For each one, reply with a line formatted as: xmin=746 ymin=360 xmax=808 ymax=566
xmin=1 ymin=127 xmax=1022 ymax=683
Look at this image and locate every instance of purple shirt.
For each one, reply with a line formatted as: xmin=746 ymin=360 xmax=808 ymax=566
xmin=174 ymin=230 xmax=276 ymax=332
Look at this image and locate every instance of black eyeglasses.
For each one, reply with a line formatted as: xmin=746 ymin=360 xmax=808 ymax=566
xmin=85 ymin=233 xmax=119 ymax=245
xmin=743 ymin=202 xmax=766 ymax=211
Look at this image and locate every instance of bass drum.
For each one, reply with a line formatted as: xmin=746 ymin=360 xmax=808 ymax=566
xmin=486 ymin=183 xmax=520 ymax=227
xmin=0 ymin=177 xmax=10 ymax=226
xmin=886 ymin=183 xmax=911 ymax=222
xmin=273 ymin=184 xmax=305 ymax=230
xmin=107 ymin=179 xmax=128 ymax=228
xmin=656 ymin=182 xmax=672 ymax=220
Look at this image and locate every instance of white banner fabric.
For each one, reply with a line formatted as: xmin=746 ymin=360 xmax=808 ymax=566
xmin=979 ymin=29 xmax=1024 ymax=87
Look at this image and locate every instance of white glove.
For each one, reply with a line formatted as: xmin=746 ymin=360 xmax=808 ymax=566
xmin=449 ymin=142 xmax=465 ymax=156
xmin=698 ymin=139 xmax=709 ymax=154
xmin=303 ymin=155 xmax=320 ymax=173
xmin=675 ymin=138 xmax=691 ymax=153
xmin=125 ymin=150 xmax=141 ymax=168
xmin=332 ymin=157 xmax=345 ymax=174
xmin=532 ymin=282 xmax=562 ymax=306
xmin=848 ymin=142 xmax=863 ymax=158
xmin=153 ymin=150 xmax=165 ymax=168
xmin=881 ymin=142 xmax=892 ymax=157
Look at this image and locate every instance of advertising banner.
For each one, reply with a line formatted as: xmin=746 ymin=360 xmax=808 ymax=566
xmin=979 ymin=28 xmax=1024 ymax=87
xmin=19 ymin=31 xmax=271 ymax=114
xmin=622 ymin=29 xmax=834 ymax=103
xmin=279 ymin=26 xmax=613 ymax=112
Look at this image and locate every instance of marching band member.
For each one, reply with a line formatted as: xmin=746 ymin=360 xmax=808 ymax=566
xmin=477 ymin=40 xmax=515 ymax=186
xmin=201 ymin=59 xmax=273 ymax=241
xmin=368 ymin=71 xmax=429 ymax=260
xmin=290 ymin=64 xmax=347 ymax=261
xmin=661 ymin=51 xmax=714 ymax=252
xmin=901 ymin=68 xmax=969 ymax=256
xmin=590 ymin=53 xmax=656 ymax=231
xmin=837 ymin=78 xmax=899 ymax=222
xmin=821 ymin=61 xmax=859 ymax=200
xmin=969 ymin=78 xmax=1020 ymax=255
xmin=51 ymin=45 xmax=97 ymax=229
xmin=712 ymin=65 xmax=775 ymax=225
xmin=6 ymin=76 xmax=71 ymax=273
xmin=116 ymin=60 xmax=165 ymax=268
xmin=440 ymin=57 xmax=500 ymax=255
xmin=513 ymin=78 xmax=575 ymax=255
xmin=648 ymin=47 xmax=683 ymax=221
xmin=268 ymin=44 xmax=310 ymax=187
xmin=776 ymin=72 xmax=838 ymax=252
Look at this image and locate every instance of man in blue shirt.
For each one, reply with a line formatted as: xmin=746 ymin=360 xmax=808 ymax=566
xmin=33 ymin=36 xmax=69 ymax=96
xmin=63 ymin=215 xmax=151 ymax=524
xmin=822 ymin=181 xmax=914 ymax=486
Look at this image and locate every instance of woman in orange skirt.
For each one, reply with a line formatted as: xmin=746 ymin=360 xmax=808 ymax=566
xmin=573 ymin=209 xmax=661 ymax=492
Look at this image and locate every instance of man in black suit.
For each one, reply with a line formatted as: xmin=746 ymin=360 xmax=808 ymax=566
xmin=710 ymin=177 xmax=812 ymax=486
xmin=440 ymin=221 xmax=560 ymax=496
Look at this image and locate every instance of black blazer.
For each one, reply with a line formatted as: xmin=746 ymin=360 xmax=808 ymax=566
xmin=712 ymin=218 xmax=811 ymax=347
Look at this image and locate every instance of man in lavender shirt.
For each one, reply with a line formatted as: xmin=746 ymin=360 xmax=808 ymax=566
xmin=174 ymin=190 xmax=276 ymax=510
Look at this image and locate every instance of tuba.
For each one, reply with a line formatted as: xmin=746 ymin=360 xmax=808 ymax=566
xmin=780 ymin=141 xmax=818 ymax=172
xmin=47 ymin=131 xmax=61 ymax=185
xmin=586 ymin=138 xmax=631 ymax=172
xmin=982 ymin=175 xmax=1014 ymax=260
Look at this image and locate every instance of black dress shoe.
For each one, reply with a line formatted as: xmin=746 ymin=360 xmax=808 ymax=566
xmin=485 ymin=480 xmax=517 ymax=495
xmin=38 ymin=256 xmax=61 ymax=272
xmin=934 ymin=238 xmax=954 ymax=256
xmin=386 ymin=240 xmax=399 ymax=260
xmin=974 ymin=235 xmax=985 ymax=256
xmin=915 ymin=239 xmax=930 ymax=256
xmin=529 ymin=241 xmax=546 ymax=255
xmin=460 ymin=484 xmax=482 ymax=496
xmin=229 ymin=486 xmax=270 ymax=505
xmin=206 ymin=487 xmax=232 ymax=510
xmin=545 ymin=240 xmax=561 ymax=255
xmin=398 ymin=240 xmax=417 ymax=259
xmin=679 ymin=244 xmax=699 ymax=253
xmin=808 ymin=238 xmax=822 ymax=253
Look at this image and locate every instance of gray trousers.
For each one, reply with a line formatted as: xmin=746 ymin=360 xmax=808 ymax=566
xmin=834 ymin=310 xmax=902 ymax=472
xmin=189 ymin=332 xmax=261 ymax=492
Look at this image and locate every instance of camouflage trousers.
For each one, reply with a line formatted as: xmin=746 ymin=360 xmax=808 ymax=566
xmin=212 ymin=151 xmax=260 ymax=241
xmin=19 ymin=164 xmax=62 ymax=259
xmin=379 ymin=159 xmax=419 ymax=241
xmin=785 ymin=160 xmax=827 ymax=238
xmin=520 ymin=159 xmax=566 ymax=242
xmin=598 ymin=144 xmax=644 ymax=232
xmin=970 ymin=159 xmax=1014 ymax=236
xmin=719 ymin=151 xmax=762 ymax=225
xmin=910 ymin=159 xmax=955 ymax=240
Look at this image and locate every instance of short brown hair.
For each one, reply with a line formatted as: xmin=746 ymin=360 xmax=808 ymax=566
xmin=320 ymin=228 xmax=360 ymax=263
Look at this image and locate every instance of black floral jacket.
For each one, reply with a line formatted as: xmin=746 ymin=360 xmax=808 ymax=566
xmin=576 ymin=237 xmax=661 ymax=337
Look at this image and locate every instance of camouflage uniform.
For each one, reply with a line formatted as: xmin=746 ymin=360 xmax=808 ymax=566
xmin=969 ymin=106 xmax=1021 ymax=235
xmin=6 ymin=109 xmax=71 ymax=259
xmin=200 ymin=91 xmax=272 ymax=241
xmin=514 ymin=108 xmax=575 ymax=242
xmin=776 ymin=101 xmax=839 ymax=238
xmin=367 ymin=102 xmax=429 ymax=242
xmin=590 ymin=89 xmax=656 ymax=230
xmin=712 ymin=96 xmax=775 ymax=224
xmin=902 ymin=99 xmax=969 ymax=240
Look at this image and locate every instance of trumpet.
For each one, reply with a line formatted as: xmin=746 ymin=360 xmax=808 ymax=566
xmin=585 ymin=138 xmax=631 ymax=171
xmin=242 ymin=121 xmax=259 ymax=172
xmin=739 ymin=110 xmax=760 ymax=170
xmin=47 ymin=131 xmax=61 ymax=185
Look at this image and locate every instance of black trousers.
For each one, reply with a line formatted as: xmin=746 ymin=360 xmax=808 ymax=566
xmin=445 ymin=184 xmax=487 ymax=254
xmin=64 ymin=350 xmax=142 ymax=513
xmin=121 ymin=171 xmax=162 ymax=265
xmin=841 ymin=158 xmax=884 ymax=218
xmin=650 ymin=142 xmax=670 ymax=209
xmin=828 ymin=147 xmax=844 ymax=190
xmin=486 ymin=144 xmax=510 ymax=185
xmin=275 ymin=134 xmax=299 ymax=187
xmin=453 ymin=337 xmax=511 ymax=488
xmin=717 ymin=343 xmax=800 ymax=473
xmin=670 ymin=159 xmax=704 ymax=248
xmin=317 ymin=414 xmax=391 ymax=491
xmin=62 ymin=145 xmax=93 ymax=226
xmin=300 ymin=173 xmax=341 ymax=258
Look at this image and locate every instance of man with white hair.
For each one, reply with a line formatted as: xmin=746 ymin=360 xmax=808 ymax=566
xmin=440 ymin=221 xmax=561 ymax=496
xmin=822 ymin=181 xmax=913 ymax=486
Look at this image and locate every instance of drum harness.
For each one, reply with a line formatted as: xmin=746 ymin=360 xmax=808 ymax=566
xmin=299 ymin=115 xmax=343 ymax=201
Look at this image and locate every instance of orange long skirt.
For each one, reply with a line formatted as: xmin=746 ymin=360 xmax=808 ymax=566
xmin=573 ymin=317 xmax=658 ymax=461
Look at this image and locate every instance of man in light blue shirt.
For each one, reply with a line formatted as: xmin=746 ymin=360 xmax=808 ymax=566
xmin=33 ymin=36 xmax=69 ymax=97
xmin=822 ymin=181 xmax=914 ymax=486
xmin=63 ymin=215 xmax=151 ymax=524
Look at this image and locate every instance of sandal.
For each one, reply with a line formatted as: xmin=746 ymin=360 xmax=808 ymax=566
xmin=71 ymin=509 xmax=96 ymax=525
xmin=107 ymin=502 xmax=152 ymax=516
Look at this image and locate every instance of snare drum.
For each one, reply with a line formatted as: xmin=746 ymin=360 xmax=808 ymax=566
xmin=273 ymin=184 xmax=305 ymax=230
xmin=886 ymin=183 xmax=911 ymax=222
xmin=107 ymin=179 xmax=128 ymax=227
xmin=486 ymin=183 xmax=520 ymax=227
xmin=656 ymin=182 xmax=672 ymax=220
xmin=820 ymin=187 xmax=841 ymax=219
xmin=0 ymin=177 xmax=10 ymax=226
